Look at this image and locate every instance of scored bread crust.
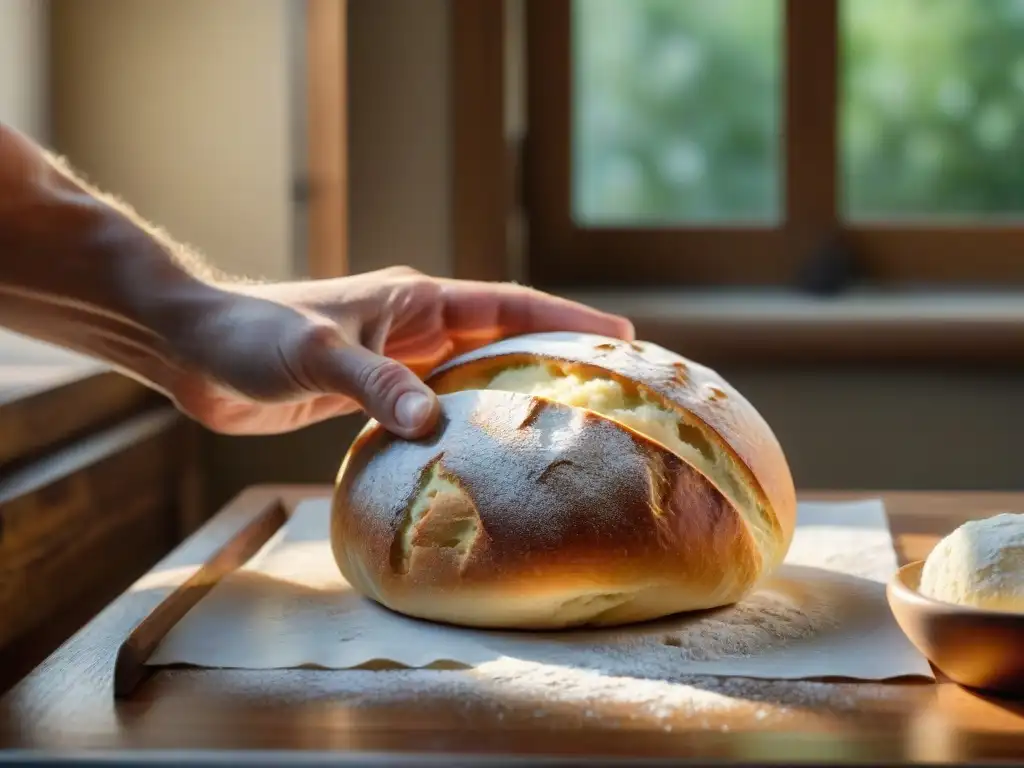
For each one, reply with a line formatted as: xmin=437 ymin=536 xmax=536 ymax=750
xmin=428 ymin=332 xmax=797 ymax=561
xmin=332 ymin=389 xmax=763 ymax=630
xmin=332 ymin=331 xmax=797 ymax=630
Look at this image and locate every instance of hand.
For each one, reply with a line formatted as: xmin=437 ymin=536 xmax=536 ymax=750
xmin=164 ymin=267 xmax=634 ymax=437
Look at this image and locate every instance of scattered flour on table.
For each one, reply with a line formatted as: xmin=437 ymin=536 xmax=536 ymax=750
xmin=648 ymin=587 xmax=836 ymax=662
xmin=172 ymin=663 xmax=903 ymax=728
xmin=494 ymin=577 xmax=842 ymax=681
xmin=162 ymin=584 xmax=859 ymax=724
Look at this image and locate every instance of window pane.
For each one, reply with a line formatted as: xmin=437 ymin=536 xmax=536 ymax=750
xmin=842 ymin=0 xmax=1024 ymax=221
xmin=572 ymin=0 xmax=782 ymax=226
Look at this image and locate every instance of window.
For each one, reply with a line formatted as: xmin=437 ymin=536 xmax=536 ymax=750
xmin=525 ymin=0 xmax=1024 ymax=289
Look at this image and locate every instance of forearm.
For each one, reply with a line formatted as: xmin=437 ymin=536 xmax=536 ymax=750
xmin=0 ymin=123 xmax=226 ymax=396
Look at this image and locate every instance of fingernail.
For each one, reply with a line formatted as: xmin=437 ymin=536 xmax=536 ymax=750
xmin=395 ymin=391 xmax=433 ymax=430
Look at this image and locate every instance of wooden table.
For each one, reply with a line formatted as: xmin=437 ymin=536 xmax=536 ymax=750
xmin=2 ymin=486 xmax=1024 ymax=765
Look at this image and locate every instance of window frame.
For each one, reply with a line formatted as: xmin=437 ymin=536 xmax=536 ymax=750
xmin=523 ymin=0 xmax=1024 ymax=290
xmin=305 ymin=0 xmax=349 ymax=279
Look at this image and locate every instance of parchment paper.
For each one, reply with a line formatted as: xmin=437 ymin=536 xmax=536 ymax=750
xmin=146 ymin=498 xmax=933 ymax=681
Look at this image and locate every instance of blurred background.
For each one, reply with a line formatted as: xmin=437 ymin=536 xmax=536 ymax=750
xmin=3 ymin=0 xmax=1024 ymax=514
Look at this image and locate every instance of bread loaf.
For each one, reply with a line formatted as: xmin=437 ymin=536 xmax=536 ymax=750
xmin=331 ymin=332 xmax=797 ymax=629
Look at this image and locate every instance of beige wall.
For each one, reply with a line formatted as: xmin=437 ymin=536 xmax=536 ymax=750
xmin=347 ymin=0 xmax=452 ymax=278
xmin=713 ymin=365 xmax=1024 ymax=493
xmin=0 ymin=0 xmax=50 ymax=140
xmin=43 ymin=0 xmax=453 ymax=284
xmin=49 ymin=0 xmax=296 ymax=281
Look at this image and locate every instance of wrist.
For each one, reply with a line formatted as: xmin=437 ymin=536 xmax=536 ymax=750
xmin=3 ymin=203 xmax=229 ymax=398
xmin=0 ymin=123 xmax=238 ymax=401
xmin=107 ymin=220 xmax=224 ymax=336
xmin=103 ymin=216 xmax=233 ymax=387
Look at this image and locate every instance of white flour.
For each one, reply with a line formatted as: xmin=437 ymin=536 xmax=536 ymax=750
xmin=457 ymin=579 xmax=843 ymax=688
xmin=163 ymin=663 xmax=906 ymax=730
xmin=655 ymin=587 xmax=835 ymax=661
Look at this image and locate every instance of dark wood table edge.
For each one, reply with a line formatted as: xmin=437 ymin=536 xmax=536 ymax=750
xmin=0 ymin=750 xmax=1001 ymax=768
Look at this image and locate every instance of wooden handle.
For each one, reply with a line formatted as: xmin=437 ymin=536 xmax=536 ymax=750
xmin=113 ymin=501 xmax=289 ymax=698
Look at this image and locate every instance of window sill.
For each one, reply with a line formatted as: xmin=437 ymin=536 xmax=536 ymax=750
xmin=563 ymin=288 xmax=1024 ymax=366
xmin=0 ymin=332 xmax=160 ymax=466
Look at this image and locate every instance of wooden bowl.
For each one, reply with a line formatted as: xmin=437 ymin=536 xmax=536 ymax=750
xmin=888 ymin=561 xmax=1024 ymax=697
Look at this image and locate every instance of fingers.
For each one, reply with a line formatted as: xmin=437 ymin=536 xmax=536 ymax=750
xmin=382 ymin=336 xmax=455 ymax=378
xmin=439 ymin=279 xmax=635 ymax=346
xmin=300 ymin=329 xmax=440 ymax=439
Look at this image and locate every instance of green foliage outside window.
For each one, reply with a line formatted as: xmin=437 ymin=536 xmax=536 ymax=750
xmin=573 ymin=0 xmax=1024 ymax=225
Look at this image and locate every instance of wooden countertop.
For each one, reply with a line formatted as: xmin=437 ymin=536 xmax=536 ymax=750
xmin=2 ymin=486 xmax=1024 ymax=765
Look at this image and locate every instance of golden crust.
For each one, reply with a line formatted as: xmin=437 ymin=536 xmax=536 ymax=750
xmin=332 ymin=331 xmax=797 ymax=629
xmin=427 ymin=332 xmax=797 ymax=560
xmin=332 ymin=389 xmax=763 ymax=629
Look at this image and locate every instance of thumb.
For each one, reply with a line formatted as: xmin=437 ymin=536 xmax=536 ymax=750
xmin=317 ymin=342 xmax=440 ymax=439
